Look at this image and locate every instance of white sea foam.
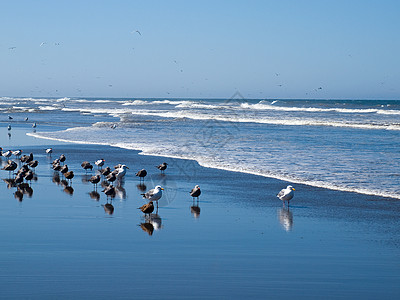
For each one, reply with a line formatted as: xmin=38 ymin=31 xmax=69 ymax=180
xmin=240 ymin=101 xmax=399 ymax=115
xmin=27 ymin=128 xmax=400 ymax=200
xmin=127 ymin=110 xmax=400 ymax=131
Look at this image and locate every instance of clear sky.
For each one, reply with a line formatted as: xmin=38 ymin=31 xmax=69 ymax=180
xmin=1 ymin=0 xmax=399 ymax=99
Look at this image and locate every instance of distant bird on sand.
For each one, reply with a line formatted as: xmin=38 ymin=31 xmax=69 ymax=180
xmin=60 ymin=164 xmax=69 ymax=175
xmin=95 ymin=159 xmax=105 ymax=169
xmin=64 ymin=171 xmax=74 ymax=184
xmin=138 ymin=201 xmax=154 ymax=216
xmin=46 ymin=148 xmax=53 ymax=155
xmin=101 ymin=166 xmax=111 ymax=177
xmin=110 ymin=124 xmax=117 ymax=129
xmin=8 ymin=115 xmax=13 ymax=120
xmin=21 ymin=153 xmax=33 ymax=163
xmin=142 ymin=185 xmax=164 ymax=208
xmin=156 ymin=162 xmax=168 ymax=173
xmin=2 ymin=150 xmax=12 ymax=159
xmin=116 ymin=164 xmax=129 ymax=179
xmin=190 ymin=185 xmax=201 ymax=199
xmin=7 ymin=124 xmax=11 ymax=130
xmin=32 ymin=122 xmax=37 ymax=128
xmin=59 ymin=154 xmax=66 ymax=164
xmin=277 ymin=185 xmax=295 ymax=206
xmin=81 ymin=161 xmax=93 ymax=173
xmin=103 ymin=185 xmax=116 ymax=198
xmin=89 ymin=174 xmax=101 ymax=188
xmin=12 ymin=150 xmax=22 ymax=158
xmin=2 ymin=160 xmax=17 ymax=175
xmin=28 ymin=160 xmax=39 ymax=170
xmin=106 ymin=172 xmax=117 ymax=184
xmin=136 ymin=169 xmax=147 ymax=182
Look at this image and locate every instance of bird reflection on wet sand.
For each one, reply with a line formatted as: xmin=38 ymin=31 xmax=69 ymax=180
xmin=63 ymin=186 xmax=74 ymax=195
xmin=115 ymin=184 xmax=126 ymax=199
xmin=102 ymin=201 xmax=114 ymax=215
xmin=140 ymin=221 xmax=154 ymax=236
xmin=52 ymin=173 xmax=61 ymax=185
xmin=19 ymin=183 xmax=33 ymax=197
xmin=190 ymin=200 xmax=201 ymax=218
xmin=278 ymin=207 xmax=293 ymax=231
xmin=139 ymin=213 xmax=163 ymax=235
xmin=89 ymin=190 xmax=100 ymax=201
xmin=3 ymin=178 xmax=15 ymax=189
xmin=14 ymin=189 xmax=24 ymax=201
xmin=137 ymin=183 xmax=147 ymax=192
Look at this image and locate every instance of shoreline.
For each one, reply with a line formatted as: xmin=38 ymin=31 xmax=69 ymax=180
xmin=26 ymin=128 xmax=400 ymax=201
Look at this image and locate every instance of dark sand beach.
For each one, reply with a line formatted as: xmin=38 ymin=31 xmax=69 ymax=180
xmin=1 ymin=125 xmax=400 ymax=299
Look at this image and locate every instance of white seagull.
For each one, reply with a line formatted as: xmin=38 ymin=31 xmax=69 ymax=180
xmin=277 ymin=185 xmax=295 ymax=206
xmin=116 ymin=164 xmax=129 ymax=179
xmin=142 ymin=185 xmax=164 ymax=202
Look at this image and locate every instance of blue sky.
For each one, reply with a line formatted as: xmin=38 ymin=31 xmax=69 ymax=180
xmin=1 ymin=0 xmax=399 ymax=99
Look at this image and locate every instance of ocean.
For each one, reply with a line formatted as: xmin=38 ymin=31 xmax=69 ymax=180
xmin=1 ymin=96 xmax=400 ymax=199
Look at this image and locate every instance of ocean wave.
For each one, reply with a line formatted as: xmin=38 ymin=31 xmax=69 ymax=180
xmin=27 ymin=129 xmax=400 ymax=200
xmin=127 ymin=110 xmax=400 ymax=131
xmin=240 ymin=101 xmax=400 ymax=115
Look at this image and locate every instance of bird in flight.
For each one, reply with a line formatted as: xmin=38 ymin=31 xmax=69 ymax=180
xmin=132 ymin=30 xmax=141 ymax=36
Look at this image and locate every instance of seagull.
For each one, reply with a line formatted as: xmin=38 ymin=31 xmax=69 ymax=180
xmin=101 ymin=166 xmax=111 ymax=177
xmin=89 ymin=174 xmax=101 ymax=188
xmin=156 ymin=162 xmax=168 ymax=173
xmin=81 ymin=161 xmax=93 ymax=173
xmin=28 ymin=160 xmax=39 ymax=171
xmin=116 ymin=165 xmax=129 ymax=179
xmin=7 ymin=124 xmax=11 ymax=130
xmin=13 ymin=150 xmax=22 ymax=158
xmin=132 ymin=30 xmax=141 ymax=36
xmin=25 ymin=117 xmax=29 ymax=121
xmin=64 ymin=171 xmax=74 ymax=184
xmin=21 ymin=153 xmax=33 ymax=163
xmin=136 ymin=169 xmax=147 ymax=182
xmin=277 ymin=185 xmax=295 ymax=206
xmin=95 ymin=159 xmax=105 ymax=169
xmin=141 ymin=185 xmax=164 ymax=207
xmin=40 ymin=42 xmax=46 ymax=47
xmin=190 ymin=185 xmax=201 ymax=199
xmin=102 ymin=185 xmax=116 ymax=199
xmin=106 ymin=172 xmax=117 ymax=184
xmin=2 ymin=150 xmax=12 ymax=159
xmin=138 ymin=201 xmax=154 ymax=216
xmin=59 ymin=154 xmax=66 ymax=164
xmin=60 ymin=164 xmax=69 ymax=175
xmin=32 ymin=122 xmax=37 ymax=128
xmin=8 ymin=115 xmax=13 ymax=120
xmin=2 ymin=160 xmax=18 ymax=176
xmin=46 ymin=148 xmax=53 ymax=155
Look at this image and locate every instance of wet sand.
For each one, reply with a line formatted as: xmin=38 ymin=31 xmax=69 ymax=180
xmin=1 ymin=125 xmax=400 ymax=299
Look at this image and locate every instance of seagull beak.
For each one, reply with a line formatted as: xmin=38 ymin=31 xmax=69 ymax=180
xmin=126 ymin=166 xmax=129 ymax=169
xmin=292 ymin=188 xmax=295 ymax=190
xmin=161 ymin=188 xmax=164 ymax=190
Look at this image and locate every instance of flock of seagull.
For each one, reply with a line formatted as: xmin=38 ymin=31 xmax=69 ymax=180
xmin=1 ymin=147 xmax=205 ymax=223
xmin=1 ymin=145 xmax=295 ymax=209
